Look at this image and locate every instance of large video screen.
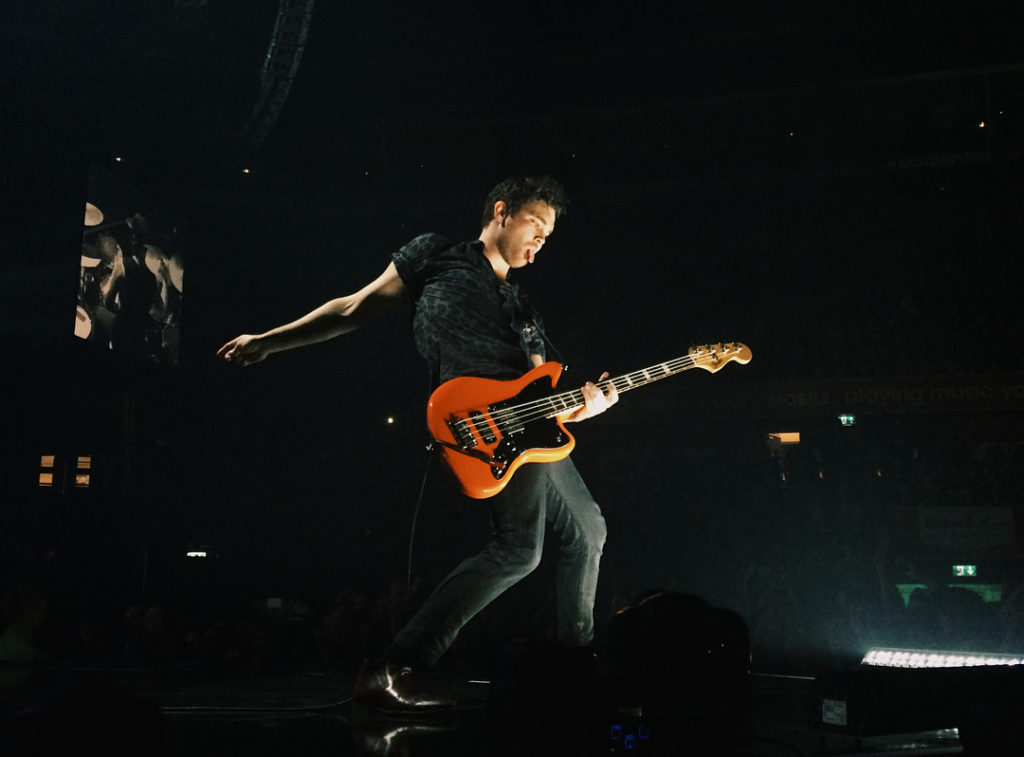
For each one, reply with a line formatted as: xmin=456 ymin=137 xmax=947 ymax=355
xmin=76 ymin=168 xmax=184 ymax=365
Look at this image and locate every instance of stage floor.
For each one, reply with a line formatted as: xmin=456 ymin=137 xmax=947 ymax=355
xmin=5 ymin=663 xmax=966 ymax=756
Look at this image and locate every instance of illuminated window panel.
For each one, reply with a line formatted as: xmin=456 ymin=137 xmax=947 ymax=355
xmin=769 ymin=432 xmax=801 ymax=445
xmin=76 ymin=456 xmax=92 ymax=470
xmin=74 ymin=474 xmax=90 ymax=488
xmin=863 ymin=647 xmax=1023 ymax=669
xmin=38 ymin=472 xmax=54 ymax=487
xmin=40 ymin=455 xmax=55 ymax=468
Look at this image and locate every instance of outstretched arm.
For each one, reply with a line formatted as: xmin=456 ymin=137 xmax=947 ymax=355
xmin=217 ymin=261 xmax=406 ymax=366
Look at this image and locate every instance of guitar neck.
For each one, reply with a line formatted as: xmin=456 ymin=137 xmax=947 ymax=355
xmin=544 ymin=354 xmax=699 ymax=417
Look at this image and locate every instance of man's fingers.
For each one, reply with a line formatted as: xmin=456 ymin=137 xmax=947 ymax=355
xmin=597 ymin=372 xmax=619 ymax=403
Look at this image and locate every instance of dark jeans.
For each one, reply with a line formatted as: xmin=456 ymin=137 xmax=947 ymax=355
xmin=388 ymin=457 xmax=607 ymax=667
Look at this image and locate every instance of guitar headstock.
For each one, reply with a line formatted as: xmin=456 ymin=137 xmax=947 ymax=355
xmin=689 ymin=342 xmax=752 ymax=373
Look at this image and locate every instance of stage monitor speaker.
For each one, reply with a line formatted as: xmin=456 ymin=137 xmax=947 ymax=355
xmin=605 ymin=590 xmax=752 ymax=751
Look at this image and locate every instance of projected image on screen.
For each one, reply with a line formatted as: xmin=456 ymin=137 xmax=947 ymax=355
xmin=76 ymin=177 xmax=184 ymax=365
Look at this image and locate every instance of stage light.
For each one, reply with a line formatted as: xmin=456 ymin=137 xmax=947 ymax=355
xmin=863 ymin=647 xmax=1023 ymax=669
xmin=387 ymin=416 xmax=395 ymax=424
xmin=838 ymin=414 xmax=856 ymax=426
xmin=979 ymin=121 xmax=985 ymax=128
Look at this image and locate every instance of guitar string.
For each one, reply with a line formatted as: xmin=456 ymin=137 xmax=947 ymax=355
xmin=452 ymin=347 xmax=745 ymax=436
xmin=464 ymin=355 xmax=704 ymax=429
xmin=454 ymin=355 xmax=708 ymax=435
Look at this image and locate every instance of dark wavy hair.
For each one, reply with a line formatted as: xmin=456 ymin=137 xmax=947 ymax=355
xmin=479 ymin=176 xmax=569 ymax=228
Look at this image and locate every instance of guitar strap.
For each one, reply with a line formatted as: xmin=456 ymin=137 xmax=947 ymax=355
xmin=536 ymin=319 xmax=566 ymax=368
xmin=508 ymin=282 xmax=567 ymax=369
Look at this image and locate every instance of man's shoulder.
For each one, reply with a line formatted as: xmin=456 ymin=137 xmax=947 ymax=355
xmin=393 ymin=234 xmax=484 ymax=270
xmin=400 ymin=233 xmax=480 ymax=256
xmin=391 ymin=234 xmax=486 ymax=295
xmin=405 ymin=232 xmax=450 ymax=250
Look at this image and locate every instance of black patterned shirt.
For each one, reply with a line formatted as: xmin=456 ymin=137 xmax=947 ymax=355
xmin=391 ymin=234 xmax=546 ymax=386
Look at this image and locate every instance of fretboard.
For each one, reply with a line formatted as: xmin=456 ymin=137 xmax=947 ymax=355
xmin=540 ymin=354 xmax=699 ymax=417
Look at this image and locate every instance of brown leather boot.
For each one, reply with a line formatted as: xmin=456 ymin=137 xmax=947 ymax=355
xmin=353 ymin=660 xmax=456 ymax=714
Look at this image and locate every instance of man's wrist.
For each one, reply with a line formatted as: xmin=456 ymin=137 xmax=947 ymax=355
xmin=256 ymin=333 xmax=278 ymax=355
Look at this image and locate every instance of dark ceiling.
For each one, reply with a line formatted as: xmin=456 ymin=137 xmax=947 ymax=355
xmin=6 ymin=0 xmax=1021 ymax=190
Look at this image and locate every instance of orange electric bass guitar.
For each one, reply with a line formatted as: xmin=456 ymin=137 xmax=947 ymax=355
xmin=427 ymin=342 xmax=752 ymax=499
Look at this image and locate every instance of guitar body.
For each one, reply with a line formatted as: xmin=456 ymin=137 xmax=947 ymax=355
xmin=426 ymin=341 xmax=752 ymax=499
xmin=427 ymin=361 xmax=576 ymax=499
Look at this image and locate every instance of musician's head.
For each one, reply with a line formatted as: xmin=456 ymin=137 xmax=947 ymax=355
xmin=479 ymin=177 xmax=568 ymax=272
xmin=480 ymin=176 xmax=568 ymax=229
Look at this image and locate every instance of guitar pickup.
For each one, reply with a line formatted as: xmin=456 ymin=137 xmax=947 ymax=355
xmin=468 ymin=410 xmax=497 ymax=444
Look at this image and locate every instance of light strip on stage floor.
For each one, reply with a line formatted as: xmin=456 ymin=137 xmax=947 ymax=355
xmin=862 ymin=647 xmax=1024 ymax=669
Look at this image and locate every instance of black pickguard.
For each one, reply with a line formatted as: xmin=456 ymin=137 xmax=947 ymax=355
xmin=487 ymin=376 xmax=570 ymax=477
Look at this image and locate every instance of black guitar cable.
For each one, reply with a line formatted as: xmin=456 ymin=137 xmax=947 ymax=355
xmin=406 ymin=448 xmax=434 ymax=597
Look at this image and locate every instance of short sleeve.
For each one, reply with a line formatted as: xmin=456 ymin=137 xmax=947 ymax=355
xmin=390 ymin=233 xmax=452 ymax=300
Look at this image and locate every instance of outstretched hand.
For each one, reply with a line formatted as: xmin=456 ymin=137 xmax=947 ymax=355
xmin=566 ymin=372 xmax=619 ymax=422
xmin=217 ymin=334 xmax=270 ymax=367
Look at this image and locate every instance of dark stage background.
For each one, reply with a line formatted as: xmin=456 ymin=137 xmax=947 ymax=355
xmin=2 ymin=0 xmax=1023 ymax=677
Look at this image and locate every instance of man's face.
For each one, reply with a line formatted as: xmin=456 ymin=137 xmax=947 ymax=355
xmin=495 ymin=200 xmax=556 ymax=269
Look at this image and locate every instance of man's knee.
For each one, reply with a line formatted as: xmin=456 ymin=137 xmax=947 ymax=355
xmin=587 ymin=511 xmax=608 ymax=554
xmin=567 ymin=508 xmax=606 ymax=557
xmin=491 ymin=541 xmax=543 ymax=576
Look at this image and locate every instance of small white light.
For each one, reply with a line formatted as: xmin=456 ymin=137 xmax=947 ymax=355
xmin=115 ymin=156 xmax=123 ymax=163
xmin=387 ymin=416 xmax=394 ymax=424
xmin=978 ymin=121 xmax=985 ymax=128
xmin=186 ymin=551 xmax=208 ymax=558
xmin=242 ymin=168 xmax=252 ymax=174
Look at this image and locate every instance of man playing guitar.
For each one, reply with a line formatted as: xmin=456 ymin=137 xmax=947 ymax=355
xmin=219 ymin=177 xmax=618 ymax=712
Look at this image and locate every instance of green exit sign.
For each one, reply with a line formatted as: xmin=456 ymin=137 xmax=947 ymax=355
xmin=952 ymin=564 xmax=978 ymax=577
